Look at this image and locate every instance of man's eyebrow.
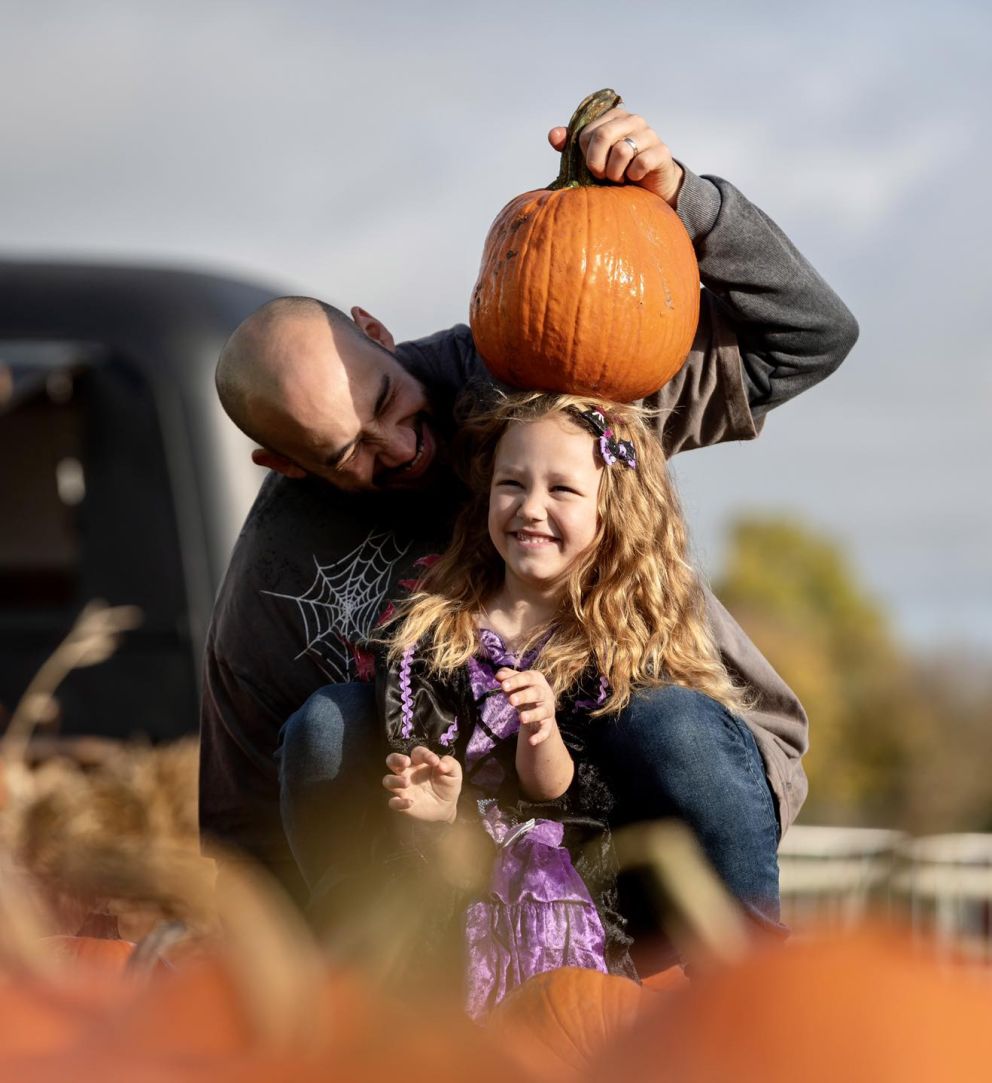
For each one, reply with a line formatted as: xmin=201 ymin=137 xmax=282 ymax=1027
xmin=324 ymin=372 xmax=392 ymax=470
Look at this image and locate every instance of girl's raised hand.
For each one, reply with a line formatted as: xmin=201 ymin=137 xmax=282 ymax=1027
xmin=382 ymin=746 xmax=463 ymax=823
xmin=496 ymin=667 xmax=558 ymax=747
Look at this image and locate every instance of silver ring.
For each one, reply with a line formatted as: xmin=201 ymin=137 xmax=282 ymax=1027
xmin=622 ymin=136 xmax=639 ymax=156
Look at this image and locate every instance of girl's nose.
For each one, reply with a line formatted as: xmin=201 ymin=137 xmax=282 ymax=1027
xmin=518 ymin=491 xmax=546 ymax=521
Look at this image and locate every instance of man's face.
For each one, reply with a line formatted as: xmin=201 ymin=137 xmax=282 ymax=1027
xmin=258 ymin=313 xmax=441 ymax=493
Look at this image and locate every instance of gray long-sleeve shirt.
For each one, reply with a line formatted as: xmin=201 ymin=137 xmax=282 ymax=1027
xmin=199 ymin=166 xmax=858 ymax=893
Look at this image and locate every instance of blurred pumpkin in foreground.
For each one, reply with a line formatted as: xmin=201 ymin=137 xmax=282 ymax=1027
xmin=489 ymin=965 xmax=683 ymax=1083
xmin=592 ymin=927 xmax=992 ymax=1083
xmin=470 ymin=88 xmax=699 ymax=403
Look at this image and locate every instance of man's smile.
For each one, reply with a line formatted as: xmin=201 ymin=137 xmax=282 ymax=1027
xmin=377 ymin=418 xmax=436 ymax=487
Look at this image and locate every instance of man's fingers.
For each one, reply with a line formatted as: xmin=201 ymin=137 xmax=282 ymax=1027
xmin=382 ymin=773 xmax=409 ymax=791
xmin=388 ymin=796 xmax=414 ymax=812
xmin=547 ymin=125 xmax=567 ymax=151
xmin=624 ymin=142 xmax=675 ymax=185
xmin=580 ymin=112 xmax=665 ymax=183
xmin=578 ymin=109 xmax=634 ymax=175
xmin=517 ymin=705 xmax=553 ymax=726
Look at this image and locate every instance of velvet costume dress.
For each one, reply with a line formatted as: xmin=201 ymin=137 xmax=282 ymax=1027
xmin=377 ymin=628 xmax=636 ymax=1017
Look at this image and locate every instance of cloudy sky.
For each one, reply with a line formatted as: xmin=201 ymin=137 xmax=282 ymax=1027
xmin=3 ymin=0 xmax=989 ymax=648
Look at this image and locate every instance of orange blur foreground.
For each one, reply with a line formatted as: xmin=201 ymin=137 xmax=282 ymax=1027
xmin=1 ymin=922 xmax=990 ymax=1082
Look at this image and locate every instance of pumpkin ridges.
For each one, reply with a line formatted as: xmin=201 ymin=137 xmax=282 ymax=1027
xmin=575 ymin=186 xmax=603 ymax=392
xmin=475 ymin=191 xmax=538 ymax=389
xmin=488 ymin=967 xmax=650 ymax=1083
xmin=525 ymin=193 xmax=563 ymax=380
xmin=548 ymin=188 xmax=578 ymax=380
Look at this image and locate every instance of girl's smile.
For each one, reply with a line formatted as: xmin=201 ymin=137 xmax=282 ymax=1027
xmin=511 ymin=529 xmax=560 ymax=546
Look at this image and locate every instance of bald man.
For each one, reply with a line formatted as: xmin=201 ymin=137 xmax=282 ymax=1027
xmin=201 ymin=109 xmax=858 ymax=926
xmin=215 ymin=299 xmax=439 ymax=492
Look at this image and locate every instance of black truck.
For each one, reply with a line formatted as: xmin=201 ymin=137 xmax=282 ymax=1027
xmin=0 ymin=261 xmax=279 ymax=742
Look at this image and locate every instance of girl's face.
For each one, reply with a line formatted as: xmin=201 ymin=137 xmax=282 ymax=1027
xmin=488 ymin=415 xmax=601 ymax=594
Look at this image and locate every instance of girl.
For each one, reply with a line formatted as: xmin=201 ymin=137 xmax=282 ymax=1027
xmin=376 ymin=391 xmax=745 ymax=1017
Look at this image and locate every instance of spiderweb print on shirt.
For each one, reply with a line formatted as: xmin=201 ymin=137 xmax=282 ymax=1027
xmin=262 ymin=530 xmax=411 ymax=682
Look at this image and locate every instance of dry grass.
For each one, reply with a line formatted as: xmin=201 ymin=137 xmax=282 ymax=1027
xmin=1 ymin=737 xmax=213 ymax=949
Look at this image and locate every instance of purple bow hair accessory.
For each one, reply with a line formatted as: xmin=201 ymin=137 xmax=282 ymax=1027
xmin=569 ymin=408 xmax=637 ymax=470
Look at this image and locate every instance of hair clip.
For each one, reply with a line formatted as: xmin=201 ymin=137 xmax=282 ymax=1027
xmin=569 ymin=408 xmax=637 ymax=470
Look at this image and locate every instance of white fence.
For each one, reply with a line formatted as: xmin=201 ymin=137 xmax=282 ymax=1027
xmin=779 ymin=826 xmax=992 ymax=963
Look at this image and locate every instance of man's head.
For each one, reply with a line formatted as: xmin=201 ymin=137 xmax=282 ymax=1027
xmin=216 ymin=297 xmax=438 ymax=492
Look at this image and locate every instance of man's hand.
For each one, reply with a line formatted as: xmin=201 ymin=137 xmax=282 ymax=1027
xmin=548 ymin=106 xmax=684 ymax=208
xmin=496 ymin=666 xmax=558 ymax=748
xmin=382 ymin=746 xmax=462 ymax=823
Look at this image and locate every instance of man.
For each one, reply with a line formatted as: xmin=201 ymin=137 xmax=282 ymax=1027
xmin=201 ymin=105 xmax=858 ymax=922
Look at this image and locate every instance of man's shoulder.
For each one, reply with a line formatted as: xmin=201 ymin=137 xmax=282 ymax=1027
xmin=396 ymin=322 xmax=474 ymax=359
xmin=395 ymin=324 xmax=487 ymax=389
xmin=229 ymin=473 xmax=349 ymax=565
xmin=217 ymin=474 xmax=391 ymax=632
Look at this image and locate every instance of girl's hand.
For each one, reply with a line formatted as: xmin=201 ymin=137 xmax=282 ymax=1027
xmin=496 ymin=667 xmax=558 ymax=747
xmin=382 ymin=745 xmax=462 ymax=823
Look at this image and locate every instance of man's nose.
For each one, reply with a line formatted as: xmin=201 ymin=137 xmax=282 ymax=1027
xmin=376 ymin=426 xmax=416 ymax=468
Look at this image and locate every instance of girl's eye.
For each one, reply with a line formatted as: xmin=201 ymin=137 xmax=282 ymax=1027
xmin=552 ymin=486 xmax=579 ymax=495
xmin=496 ymin=479 xmax=522 ymax=488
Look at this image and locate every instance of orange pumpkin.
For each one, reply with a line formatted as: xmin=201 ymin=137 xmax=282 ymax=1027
xmin=593 ymin=926 xmax=992 ymax=1083
xmin=0 ymin=976 xmax=129 ymax=1058
xmin=470 ymin=89 xmax=700 ymax=403
xmin=488 ymin=967 xmax=667 ymax=1083
xmin=39 ymin=934 xmax=137 ymax=975
xmin=64 ymin=957 xmax=537 ymax=1083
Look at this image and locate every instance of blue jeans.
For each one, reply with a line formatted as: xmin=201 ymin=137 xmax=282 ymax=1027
xmin=587 ymin=685 xmax=782 ymax=936
xmin=278 ymin=682 xmax=782 ymax=936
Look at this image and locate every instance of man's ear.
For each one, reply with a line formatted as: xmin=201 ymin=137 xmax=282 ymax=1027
xmin=251 ymin=448 xmax=307 ymax=478
xmin=351 ymin=306 xmax=396 ymax=352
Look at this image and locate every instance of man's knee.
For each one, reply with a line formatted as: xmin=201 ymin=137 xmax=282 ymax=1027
xmin=278 ymin=682 xmax=376 ymax=786
xmin=618 ymin=684 xmax=740 ymax=758
xmin=605 ymin=683 xmax=773 ymax=822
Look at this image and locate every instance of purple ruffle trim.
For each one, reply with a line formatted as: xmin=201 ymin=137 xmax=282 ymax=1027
xmin=398 ymin=644 xmax=416 ymax=739
xmin=463 ymin=806 xmax=608 ymax=1019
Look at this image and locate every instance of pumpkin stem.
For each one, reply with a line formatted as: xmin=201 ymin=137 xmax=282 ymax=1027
xmin=549 ymin=88 xmax=623 ymax=191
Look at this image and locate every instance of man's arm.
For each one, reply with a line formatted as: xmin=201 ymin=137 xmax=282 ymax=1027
xmin=653 ymin=165 xmax=859 ymax=455
xmin=399 ymin=169 xmax=857 ymax=459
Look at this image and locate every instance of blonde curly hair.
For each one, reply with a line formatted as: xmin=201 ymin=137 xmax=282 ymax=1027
xmin=387 ymin=391 xmax=745 ymax=716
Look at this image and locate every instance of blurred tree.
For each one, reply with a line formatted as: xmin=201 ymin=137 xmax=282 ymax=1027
xmin=714 ymin=517 xmax=992 ymax=832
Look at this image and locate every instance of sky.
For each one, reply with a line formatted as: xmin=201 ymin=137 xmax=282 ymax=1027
xmin=3 ymin=0 xmax=989 ymax=649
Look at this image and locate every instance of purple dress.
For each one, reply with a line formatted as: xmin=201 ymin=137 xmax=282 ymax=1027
xmin=378 ymin=629 xmax=635 ymax=1018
